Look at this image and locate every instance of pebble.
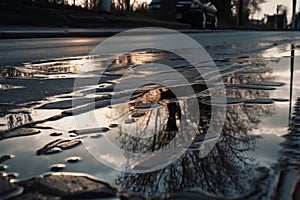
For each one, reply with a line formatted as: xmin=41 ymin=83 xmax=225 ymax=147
xmin=6 ymin=173 xmax=18 ymax=179
xmin=0 ymin=164 xmax=8 ymax=171
xmin=131 ymin=113 xmax=146 ymax=118
xmin=50 ymin=164 xmax=66 ymax=172
xmin=68 ymin=133 xmax=78 ymax=137
xmin=90 ymin=134 xmax=102 ymax=139
xmin=243 ymin=98 xmax=274 ymax=104
xmin=43 ymin=147 xmax=62 ymax=155
xmin=66 ymin=156 xmax=81 ymax=163
xmin=50 ymin=132 xmax=63 ymax=137
xmin=69 ymin=127 xmax=110 ymax=135
xmin=109 ymin=123 xmax=118 ymax=128
xmin=0 ymin=154 xmax=14 ymax=163
xmin=250 ymin=82 xmax=285 ymax=87
xmin=272 ymin=98 xmax=289 ymax=102
xmin=36 ymin=139 xmax=81 ymax=155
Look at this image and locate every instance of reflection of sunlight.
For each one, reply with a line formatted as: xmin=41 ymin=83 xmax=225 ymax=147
xmin=262 ymin=45 xmax=300 ymax=58
xmin=3 ymin=44 xmax=300 ymax=198
xmin=99 ymin=154 xmax=125 ymax=168
xmin=112 ymin=51 xmax=163 ymax=66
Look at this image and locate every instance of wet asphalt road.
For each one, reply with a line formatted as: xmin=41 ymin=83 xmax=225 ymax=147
xmin=0 ymin=30 xmax=299 ymax=66
xmin=1 ymin=30 xmax=300 ymax=199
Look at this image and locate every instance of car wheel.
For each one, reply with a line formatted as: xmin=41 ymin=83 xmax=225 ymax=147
xmin=212 ymin=15 xmax=218 ymax=30
xmin=197 ymin=12 xmax=206 ymax=30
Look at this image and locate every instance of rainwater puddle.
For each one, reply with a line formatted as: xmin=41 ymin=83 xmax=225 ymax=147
xmin=0 ymin=84 xmax=24 ymax=90
xmin=0 ymin=44 xmax=299 ymax=198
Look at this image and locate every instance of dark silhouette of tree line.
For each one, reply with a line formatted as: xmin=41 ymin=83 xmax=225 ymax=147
xmin=0 ymin=0 xmax=267 ymax=23
xmin=0 ymin=0 xmax=101 ymax=11
xmin=211 ymin=0 xmax=266 ymax=26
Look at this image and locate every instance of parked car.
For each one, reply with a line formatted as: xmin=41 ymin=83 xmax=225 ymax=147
xmin=148 ymin=0 xmax=193 ymax=21
xmin=148 ymin=0 xmax=161 ymax=13
xmin=184 ymin=0 xmax=218 ymax=29
xmin=175 ymin=0 xmax=194 ymax=21
xmin=148 ymin=0 xmax=218 ymax=29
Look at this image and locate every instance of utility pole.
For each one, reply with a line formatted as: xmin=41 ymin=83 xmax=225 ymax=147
xmin=289 ymin=44 xmax=295 ymax=123
xmin=275 ymin=5 xmax=279 ymax=30
xmin=292 ymin=0 xmax=296 ymax=30
xmin=238 ymin=0 xmax=243 ymax=26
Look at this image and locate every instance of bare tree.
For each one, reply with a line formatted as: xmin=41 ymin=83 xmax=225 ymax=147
xmin=247 ymin=0 xmax=266 ymax=18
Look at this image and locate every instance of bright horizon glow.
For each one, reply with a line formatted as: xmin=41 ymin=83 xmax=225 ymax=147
xmin=254 ymin=0 xmax=297 ymax=23
xmin=67 ymin=0 xmax=298 ymax=23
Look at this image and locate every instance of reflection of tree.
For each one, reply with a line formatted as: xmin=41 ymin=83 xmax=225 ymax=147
xmin=114 ymin=61 xmax=276 ymax=197
xmin=115 ymin=104 xmax=260 ymax=197
xmin=113 ymin=87 xmax=184 ymax=154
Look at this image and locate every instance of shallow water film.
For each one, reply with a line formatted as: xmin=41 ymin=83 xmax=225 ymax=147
xmin=1 ymin=42 xmax=300 ymax=199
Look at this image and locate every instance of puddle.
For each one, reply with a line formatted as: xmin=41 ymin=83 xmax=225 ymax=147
xmin=0 ymin=44 xmax=299 ymax=198
xmin=0 ymin=56 xmax=85 ymax=79
xmin=0 ymin=84 xmax=24 ymax=90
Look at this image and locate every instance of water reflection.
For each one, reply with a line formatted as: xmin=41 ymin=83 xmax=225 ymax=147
xmin=114 ymin=88 xmax=274 ymax=197
xmin=110 ymin=87 xmax=205 ymax=154
xmin=0 ymin=45 xmax=298 ymax=198
xmin=0 ymin=84 xmax=24 ymax=90
xmin=0 ymin=51 xmax=166 ymax=79
xmin=103 ymin=49 xmax=286 ymax=197
xmin=0 ymin=56 xmax=85 ymax=79
xmin=49 ymin=50 xmax=276 ymax=196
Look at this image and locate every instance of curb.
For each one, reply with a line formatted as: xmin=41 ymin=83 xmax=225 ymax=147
xmin=0 ymin=30 xmax=115 ymax=39
xmin=0 ymin=29 xmax=221 ymax=39
xmin=0 ymin=30 xmax=140 ymax=39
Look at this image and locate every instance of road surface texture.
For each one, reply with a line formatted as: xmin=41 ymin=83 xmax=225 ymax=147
xmin=0 ymin=31 xmax=299 ymax=66
xmin=0 ymin=30 xmax=300 ymax=200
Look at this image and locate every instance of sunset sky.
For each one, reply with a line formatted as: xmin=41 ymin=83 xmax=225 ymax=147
xmin=255 ymin=0 xmax=296 ymax=22
xmin=68 ymin=0 xmax=298 ymax=22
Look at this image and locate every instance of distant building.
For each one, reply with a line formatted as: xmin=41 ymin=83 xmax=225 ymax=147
xmin=266 ymin=14 xmax=287 ymax=30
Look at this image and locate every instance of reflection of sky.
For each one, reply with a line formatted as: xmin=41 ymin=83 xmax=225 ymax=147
xmin=251 ymin=134 xmax=285 ymax=167
xmin=1 ymin=43 xmax=300 ymax=197
xmin=240 ymin=46 xmax=299 ymax=169
xmin=68 ymin=0 xmax=296 ymax=22
xmin=0 ymin=130 xmax=119 ymax=183
xmin=254 ymin=54 xmax=299 ymax=137
xmin=255 ymin=0 xmax=295 ymax=22
xmin=262 ymin=45 xmax=300 ymax=59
